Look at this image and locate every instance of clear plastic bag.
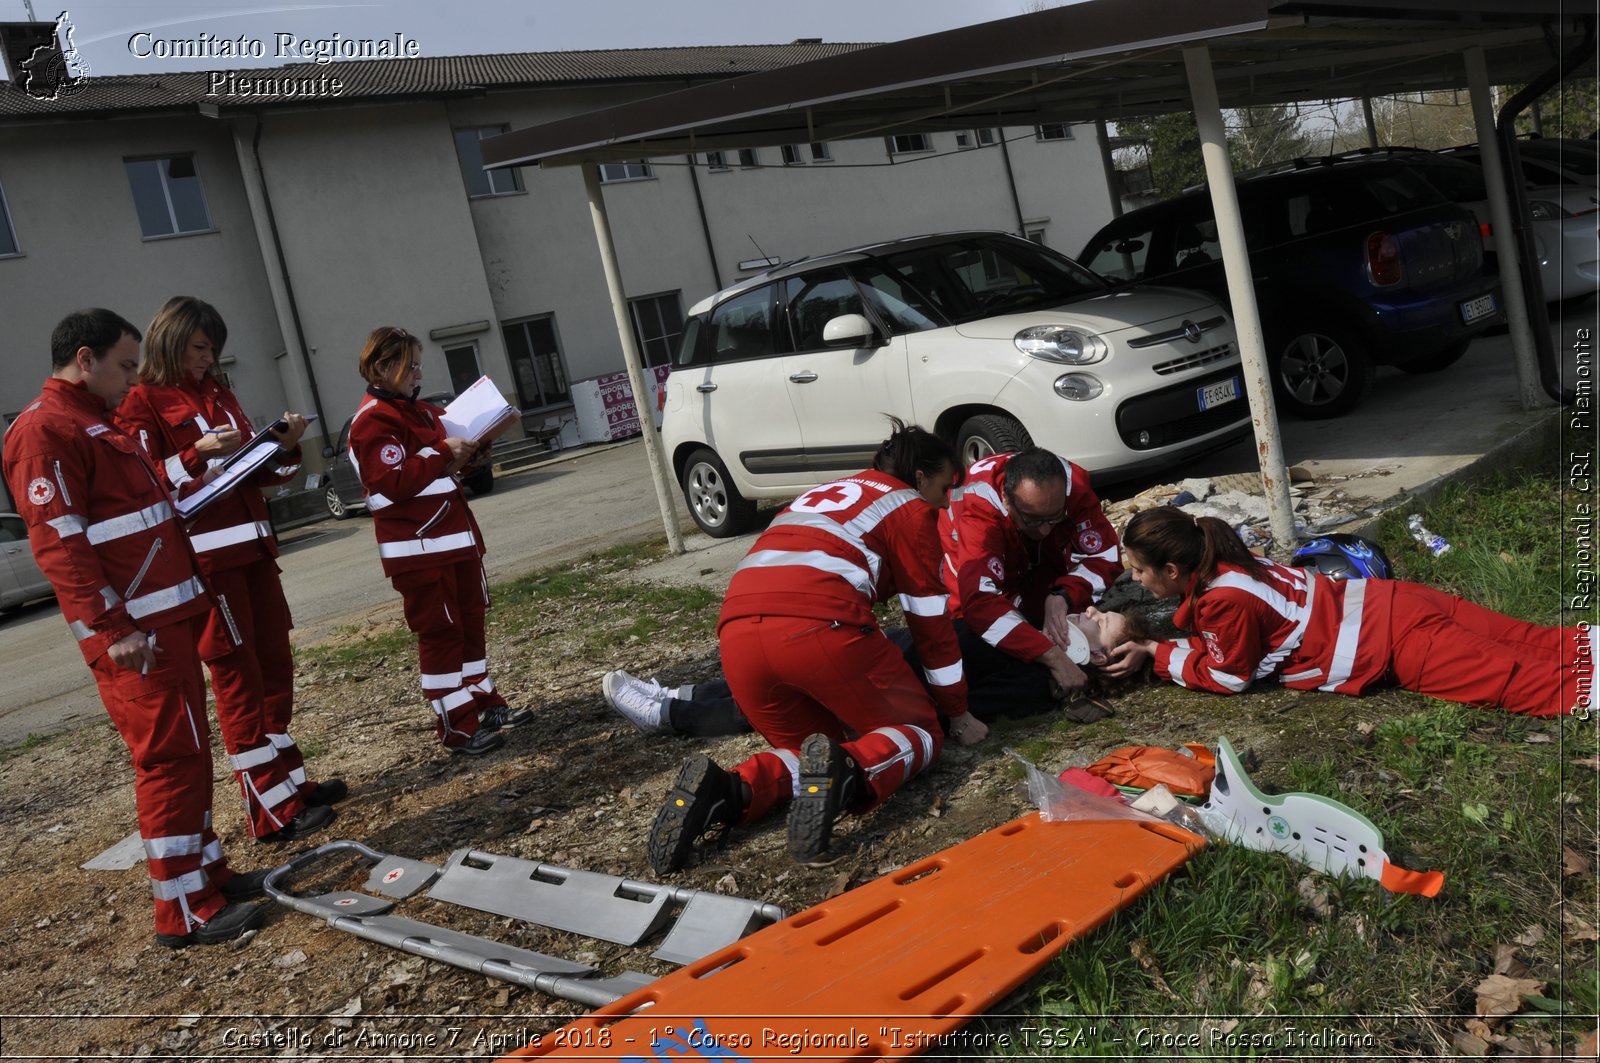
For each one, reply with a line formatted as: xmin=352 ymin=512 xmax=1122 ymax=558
xmin=1006 ymin=748 xmax=1164 ymax=824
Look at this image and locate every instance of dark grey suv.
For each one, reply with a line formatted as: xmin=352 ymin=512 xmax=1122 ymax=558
xmin=1080 ymin=156 xmax=1502 ymax=418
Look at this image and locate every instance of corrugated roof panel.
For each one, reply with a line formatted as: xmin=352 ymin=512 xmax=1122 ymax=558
xmin=0 ymin=43 xmax=875 ymax=119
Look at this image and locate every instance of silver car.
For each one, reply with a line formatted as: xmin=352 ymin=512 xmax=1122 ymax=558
xmin=0 ymin=512 xmax=52 ymax=611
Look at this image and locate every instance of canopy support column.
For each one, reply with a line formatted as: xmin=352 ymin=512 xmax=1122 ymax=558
xmin=581 ymin=161 xmax=687 ymax=555
xmin=1183 ymin=42 xmax=1296 ymax=552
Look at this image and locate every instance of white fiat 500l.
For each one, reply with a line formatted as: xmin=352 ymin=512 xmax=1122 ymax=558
xmin=661 ymin=231 xmax=1249 ymax=537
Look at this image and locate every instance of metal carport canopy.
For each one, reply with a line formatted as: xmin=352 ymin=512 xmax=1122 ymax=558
xmin=480 ymin=0 xmax=1584 ymax=554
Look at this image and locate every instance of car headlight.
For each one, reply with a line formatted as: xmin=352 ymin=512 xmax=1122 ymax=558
xmin=1015 ymin=325 xmax=1108 ymax=365
xmin=1053 ymin=373 xmax=1104 ymax=401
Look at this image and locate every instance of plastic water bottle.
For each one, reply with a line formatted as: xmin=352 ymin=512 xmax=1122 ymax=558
xmin=1407 ymin=514 xmax=1451 ymax=557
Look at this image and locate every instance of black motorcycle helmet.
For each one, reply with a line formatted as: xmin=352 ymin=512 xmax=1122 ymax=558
xmin=1291 ymin=533 xmax=1393 ymax=581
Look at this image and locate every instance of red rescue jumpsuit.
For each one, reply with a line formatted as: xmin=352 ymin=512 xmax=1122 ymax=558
xmin=718 ymin=470 xmax=970 ymax=822
xmin=1154 ymin=559 xmax=1591 ymax=716
xmin=939 ymin=450 xmax=1122 ymax=660
xmin=116 ymin=377 xmax=311 ymax=837
xmin=4 ymin=378 xmax=243 ymax=938
xmin=347 ymin=388 xmax=507 ymax=746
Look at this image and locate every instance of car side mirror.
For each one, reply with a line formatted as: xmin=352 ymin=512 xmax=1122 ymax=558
xmin=321 ymin=446 xmax=335 ymax=459
xmin=822 ymin=313 xmax=881 ymax=348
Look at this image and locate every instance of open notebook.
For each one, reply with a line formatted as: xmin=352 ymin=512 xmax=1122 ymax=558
xmin=439 ymin=376 xmax=519 ymax=444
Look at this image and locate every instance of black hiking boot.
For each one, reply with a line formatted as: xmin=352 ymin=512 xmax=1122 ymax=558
xmin=647 ymin=755 xmax=742 ymax=874
xmin=787 ymin=733 xmax=865 ymax=864
xmin=155 ymin=902 xmax=265 ymax=949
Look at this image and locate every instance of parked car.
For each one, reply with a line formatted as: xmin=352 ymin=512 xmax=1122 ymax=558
xmin=1444 ymin=136 xmax=1600 ymax=191
xmin=0 ymin=511 xmax=52 ymax=611
xmin=1079 ymin=155 xmax=1502 ymax=419
xmin=321 ymin=392 xmax=496 ymax=520
xmin=1434 ymin=140 xmax=1598 ymax=301
xmin=661 ymin=230 xmax=1249 ymax=537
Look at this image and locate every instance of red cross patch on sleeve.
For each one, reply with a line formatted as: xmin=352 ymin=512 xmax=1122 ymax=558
xmin=27 ymin=477 xmax=55 ymax=506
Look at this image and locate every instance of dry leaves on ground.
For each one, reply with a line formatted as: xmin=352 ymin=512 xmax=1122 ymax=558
xmin=1473 ymin=973 xmax=1546 ymax=1022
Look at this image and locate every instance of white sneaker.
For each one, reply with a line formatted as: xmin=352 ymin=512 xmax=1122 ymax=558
xmin=602 ymin=670 xmax=668 ymax=733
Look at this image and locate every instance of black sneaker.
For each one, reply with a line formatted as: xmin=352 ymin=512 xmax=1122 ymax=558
xmin=155 ymin=901 xmax=265 ymax=949
xmin=219 ymin=867 xmax=271 ymax=902
xmin=647 ymin=755 xmax=741 ymax=874
xmin=788 ymin=733 xmax=864 ymax=863
xmin=477 ymin=705 xmax=534 ymax=732
xmin=258 ymin=802 xmax=336 ymax=844
xmin=305 ymin=778 xmax=349 ymax=806
xmin=447 ymin=729 xmax=505 ymax=756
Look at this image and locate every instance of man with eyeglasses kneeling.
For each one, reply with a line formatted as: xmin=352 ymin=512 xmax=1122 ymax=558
xmin=938 ymin=447 xmax=1123 ymax=722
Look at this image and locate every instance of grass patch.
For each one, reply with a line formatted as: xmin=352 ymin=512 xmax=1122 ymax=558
xmin=0 ymin=730 xmax=61 ymax=766
xmin=992 ymin=464 xmax=1597 ymax=1056
xmin=295 ymin=541 xmax=720 ymax=674
xmin=298 ymin=625 xmax=415 ymax=671
xmin=1374 ymin=471 xmax=1572 ymax=623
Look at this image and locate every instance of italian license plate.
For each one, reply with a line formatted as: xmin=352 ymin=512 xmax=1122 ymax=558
xmin=1197 ymin=377 xmax=1241 ymax=411
xmin=1460 ymin=293 xmax=1497 ymax=324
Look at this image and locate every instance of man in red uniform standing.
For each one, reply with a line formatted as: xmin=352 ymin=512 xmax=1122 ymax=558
xmin=939 ymin=448 xmax=1122 ymax=718
xmin=3 ymin=309 xmax=266 ymax=947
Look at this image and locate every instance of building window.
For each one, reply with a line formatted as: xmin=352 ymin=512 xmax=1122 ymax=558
xmin=124 ymin=156 xmax=212 ymax=239
xmin=1035 ymin=123 xmax=1073 ymax=141
xmin=0 ymin=180 xmax=17 ymax=256
xmin=887 ymin=134 xmax=932 ymax=155
xmin=1026 ymin=228 xmax=1047 ymax=245
xmin=454 ymin=126 xmax=524 ymax=198
xmin=737 ymin=148 xmax=761 ymax=168
xmin=956 ymin=129 xmax=998 ymax=150
xmin=628 ymin=292 xmax=685 ymax=368
xmin=705 ymin=151 xmax=730 ymax=171
xmin=599 ymin=161 xmax=654 ymax=182
xmin=780 ymin=143 xmax=831 ymax=165
xmin=501 ymin=316 xmax=571 ymax=410
xmin=443 ymin=342 xmax=481 ymax=397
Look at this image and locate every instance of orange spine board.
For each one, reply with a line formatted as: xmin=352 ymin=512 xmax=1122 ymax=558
xmin=506 ymin=812 xmax=1202 ymax=1062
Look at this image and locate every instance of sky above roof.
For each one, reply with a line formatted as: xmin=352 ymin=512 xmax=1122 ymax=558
xmin=8 ymin=0 xmax=1029 ymax=76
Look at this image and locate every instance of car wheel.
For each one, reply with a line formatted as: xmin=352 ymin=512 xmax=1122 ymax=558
xmin=324 ymin=484 xmax=351 ymax=521
xmin=463 ymin=466 xmax=495 ymax=496
xmin=1397 ymin=339 xmax=1471 ymax=374
xmin=681 ymin=448 xmax=757 ymax=538
xmin=1270 ymin=323 xmax=1374 ymax=420
xmin=956 ymin=413 xmax=1033 ymax=466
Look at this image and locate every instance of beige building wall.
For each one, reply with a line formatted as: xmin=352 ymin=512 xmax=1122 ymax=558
xmin=1 ymin=86 xmax=1116 ymax=507
xmin=241 ymin=101 xmax=506 ymax=431
xmin=0 ymin=115 xmax=286 ymax=430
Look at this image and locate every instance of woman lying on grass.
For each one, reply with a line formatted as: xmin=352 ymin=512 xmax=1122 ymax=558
xmin=1101 ymin=506 xmax=1590 ymax=716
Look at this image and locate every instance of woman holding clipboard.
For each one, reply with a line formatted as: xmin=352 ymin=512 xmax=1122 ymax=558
xmin=346 ymin=326 xmax=531 ymax=756
xmin=117 ymin=296 xmax=342 ymax=842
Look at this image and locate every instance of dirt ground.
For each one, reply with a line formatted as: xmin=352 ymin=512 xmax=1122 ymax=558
xmin=0 ymin=568 xmax=1520 ymax=1060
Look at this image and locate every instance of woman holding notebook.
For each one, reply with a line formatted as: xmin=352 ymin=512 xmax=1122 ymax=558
xmin=117 ymin=296 xmax=343 ymax=843
xmin=345 ymin=325 xmax=531 ymax=756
